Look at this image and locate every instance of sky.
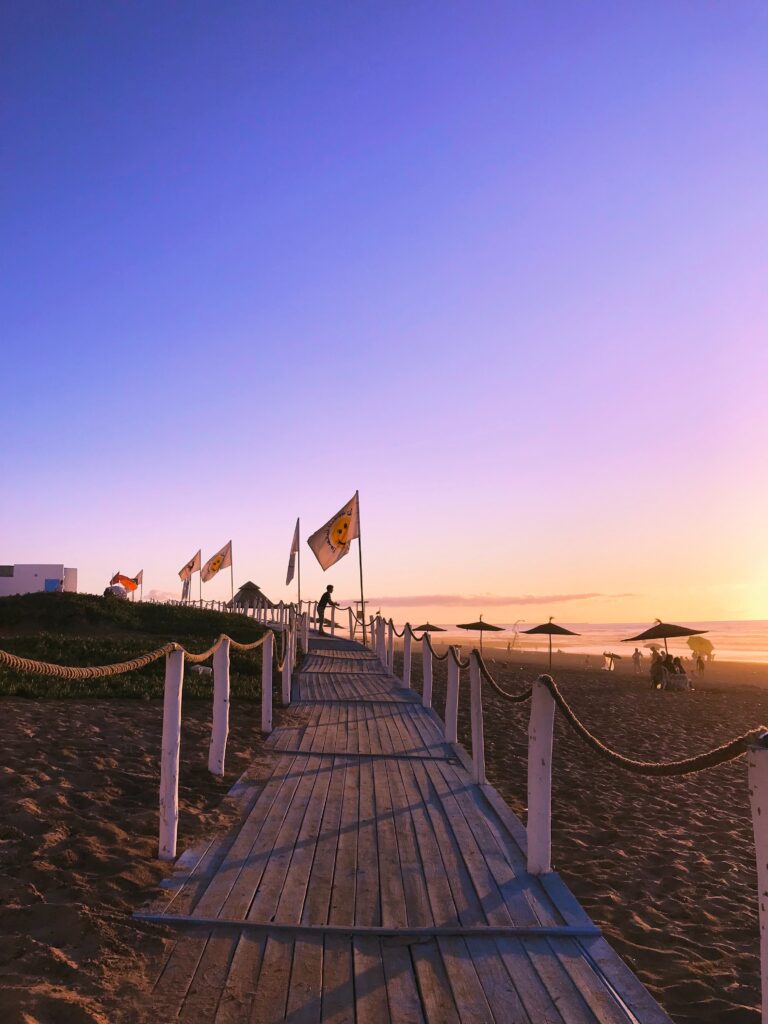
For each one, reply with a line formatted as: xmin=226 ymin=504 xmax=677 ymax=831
xmin=2 ymin=2 xmax=767 ymax=624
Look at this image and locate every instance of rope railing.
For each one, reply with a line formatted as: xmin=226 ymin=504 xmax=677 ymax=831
xmin=0 ymin=643 xmax=176 ymax=679
xmin=1 ymin=598 xmax=301 ymax=863
xmin=369 ymin=607 xmax=768 ymax=970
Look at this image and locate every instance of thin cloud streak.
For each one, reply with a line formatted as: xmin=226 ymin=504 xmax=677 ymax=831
xmin=359 ymin=593 xmax=636 ymax=609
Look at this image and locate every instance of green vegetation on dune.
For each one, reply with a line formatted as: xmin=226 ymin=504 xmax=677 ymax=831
xmin=0 ymin=592 xmax=273 ymax=699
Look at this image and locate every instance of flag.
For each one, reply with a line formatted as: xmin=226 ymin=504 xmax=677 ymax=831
xmin=202 ymin=540 xmax=232 ymax=582
xmin=286 ymin=518 xmax=300 ymax=585
xmin=181 ymin=578 xmax=190 ymax=602
xmin=110 ymin=573 xmax=138 ymax=592
xmin=179 ymin=549 xmax=201 ymax=581
xmin=307 ymin=493 xmax=359 ymax=570
xmin=135 ymin=570 xmax=143 ymax=586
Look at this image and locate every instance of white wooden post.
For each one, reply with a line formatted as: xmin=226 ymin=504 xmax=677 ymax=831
xmin=302 ymin=611 xmax=309 ymax=651
xmin=422 ymin=638 xmax=433 ymax=709
xmin=261 ymin=631 xmax=274 ymax=734
xmin=376 ymin=617 xmax=387 ymax=663
xmin=282 ymin=629 xmax=292 ymax=706
xmin=469 ymin=653 xmax=486 ymax=784
xmin=159 ymin=649 xmax=184 ymax=860
xmin=386 ymin=620 xmax=394 ymax=672
xmin=403 ymin=626 xmax=412 ymax=689
xmin=748 ymin=736 xmax=768 ymax=1024
xmin=331 ymin=603 xmax=337 ymax=636
xmin=527 ymin=675 xmax=556 ymax=874
xmin=369 ymin=616 xmax=375 ymax=650
xmin=445 ymin=649 xmax=460 ymax=743
xmin=208 ymin=638 xmax=230 ymax=777
xmin=348 ymin=607 xmax=354 ymax=640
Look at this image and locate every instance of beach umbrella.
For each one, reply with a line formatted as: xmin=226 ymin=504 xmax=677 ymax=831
xmin=687 ymin=635 xmax=714 ymax=656
xmin=456 ymin=614 xmax=504 ymax=654
xmin=603 ymin=651 xmax=622 ymax=671
xmin=413 ymin=622 xmax=446 ymax=633
xmin=622 ymin=619 xmax=708 ymax=654
xmin=522 ymin=617 xmax=580 ymax=669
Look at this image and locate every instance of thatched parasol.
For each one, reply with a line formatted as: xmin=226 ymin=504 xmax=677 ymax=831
xmin=522 ymin=617 xmax=580 ymax=669
xmin=456 ymin=614 xmax=504 ymax=654
xmin=622 ymin=619 xmax=707 ymax=654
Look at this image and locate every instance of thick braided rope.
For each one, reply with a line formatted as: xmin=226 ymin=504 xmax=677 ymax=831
xmin=471 ymin=655 xmax=765 ymax=775
xmin=423 ymin=631 xmax=449 ymax=661
xmin=388 ymin=619 xmax=406 ymax=639
xmin=475 ymin=651 xmax=533 ymax=703
xmin=537 ymin=672 xmax=766 ymax=775
xmin=228 ymin=635 xmax=268 ymax=652
xmin=0 ymin=643 xmax=176 ymax=679
xmin=183 ymin=636 xmax=227 ymax=663
xmin=449 ymin=645 xmax=471 ymax=670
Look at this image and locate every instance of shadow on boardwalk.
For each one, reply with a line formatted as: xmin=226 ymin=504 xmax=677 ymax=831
xmin=136 ymin=635 xmax=671 ymax=1023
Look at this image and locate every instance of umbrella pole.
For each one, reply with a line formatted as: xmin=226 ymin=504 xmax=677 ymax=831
xmin=549 ymin=635 xmax=552 ymax=671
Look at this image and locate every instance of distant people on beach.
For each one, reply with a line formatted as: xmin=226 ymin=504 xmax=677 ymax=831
xmin=650 ymin=650 xmax=664 ymax=689
xmin=650 ymin=649 xmax=692 ymax=691
xmin=696 ymin=653 xmax=705 ymax=674
xmin=632 ymin=648 xmax=643 ymax=674
xmin=316 ymin=585 xmax=337 ymax=634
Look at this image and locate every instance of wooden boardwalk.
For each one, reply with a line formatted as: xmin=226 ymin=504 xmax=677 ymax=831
xmin=137 ymin=636 xmax=671 ymax=1023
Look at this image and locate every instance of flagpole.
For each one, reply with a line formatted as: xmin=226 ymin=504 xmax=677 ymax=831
xmin=356 ymin=491 xmax=366 ymax=644
xmin=199 ymin=564 xmax=202 ymax=608
xmin=297 ymin=519 xmax=302 ymax=609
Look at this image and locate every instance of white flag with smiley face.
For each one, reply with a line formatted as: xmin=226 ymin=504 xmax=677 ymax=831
xmin=307 ymin=493 xmax=359 ymax=570
xmin=201 ymin=540 xmax=232 ymax=582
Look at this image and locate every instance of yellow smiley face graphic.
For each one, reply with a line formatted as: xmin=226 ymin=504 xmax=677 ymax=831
xmin=330 ymin=514 xmax=351 ymax=548
xmin=208 ymin=555 xmax=223 ymax=575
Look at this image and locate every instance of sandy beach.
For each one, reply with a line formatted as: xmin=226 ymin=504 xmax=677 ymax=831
xmin=400 ymin=648 xmax=767 ymax=1024
xmin=2 ymin=650 xmax=767 ymax=1023
xmin=0 ymin=698 xmax=268 ymax=1024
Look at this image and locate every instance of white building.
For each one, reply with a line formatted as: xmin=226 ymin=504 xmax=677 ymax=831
xmin=0 ymin=564 xmax=78 ymax=597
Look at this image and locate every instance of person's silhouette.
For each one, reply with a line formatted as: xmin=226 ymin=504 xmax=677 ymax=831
xmin=317 ymin=585 xmax=337 ymax=634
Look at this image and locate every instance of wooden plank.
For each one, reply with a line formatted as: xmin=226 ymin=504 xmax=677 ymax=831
xmin=549 ymin=936 xmax=634 ymax=1024
xmin=286 ymin=934 xmax=324 ymax=1023
xmin=152 ymin=931 xmax=210 ymax=1018
xmin=464 ymin=936 xmax=530 ymax=1022
xmin=329 ymin=757 xmax=359 ymax=927
xmin=437 ymin=936 xmax=496 ymax=1022
xmin=495 ymin=937 xmax=567 ymax=1024
xmin=422 ymin=759 xmax=513 ymax=927
xmin=353 ymin=936 xmax=390 ymax=1024
xmin=407 ymin=757 xmax=487 ymax=927
xmin=179 ymin=928 xmax=240 ymax=1021
xmin=250 ymin=934 xmax=294 ymax=1024
xmin=321 ymin=935 xmax=355 ymax=1024
xmin=523 ymin=936 xmax=596 ymax=1024
xmin=214 ymin=932 xmax=268 ymax=1024
xmin=355 ymin=756 xmax=381 ymax=926
xmin=409 ymin=940 xmax=462 ymax=1024
xmin=381 ymin=942 xmax=425 ymax=1024
xmin=434 ymin=760 xmax=554 ymax=929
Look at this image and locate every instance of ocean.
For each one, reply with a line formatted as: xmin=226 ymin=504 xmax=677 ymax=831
xmin=429 ymin=620 xmax=768 ymax=664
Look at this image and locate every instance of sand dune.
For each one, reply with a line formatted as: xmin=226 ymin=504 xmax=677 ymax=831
xmin=0 ymin=699 xmax=266 ymax=1024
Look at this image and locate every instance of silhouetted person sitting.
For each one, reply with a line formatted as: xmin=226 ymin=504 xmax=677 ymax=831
xmin=317 ymin=585 xmax=337 ymax=634
xmin=650 ymin=651 xmax=664 ymax=690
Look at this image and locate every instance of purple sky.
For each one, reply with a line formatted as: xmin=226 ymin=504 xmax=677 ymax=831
xmin=2 ymin=3 xmax=767 ymax=622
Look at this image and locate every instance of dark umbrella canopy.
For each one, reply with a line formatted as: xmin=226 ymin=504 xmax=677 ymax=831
xmin=456 ymin=614 xmax=504 ymax=653
xmin=622 ymin=619 xmax=708 ymax=653
xmin=413 ymin=622 xmax=446 ymax=633
xmin=522 ymin=617 xmax=580 ymax=668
